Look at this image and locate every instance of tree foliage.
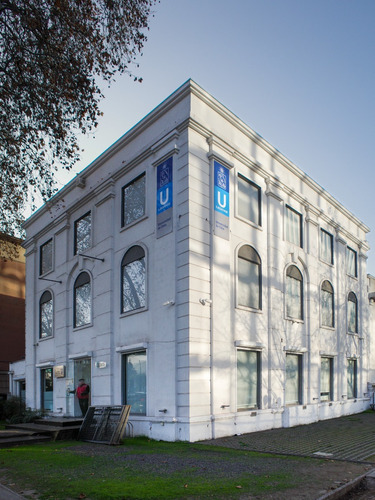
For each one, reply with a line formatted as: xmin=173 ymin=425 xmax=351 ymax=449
xmin=0 ymin=0 xmax=157 ymax=243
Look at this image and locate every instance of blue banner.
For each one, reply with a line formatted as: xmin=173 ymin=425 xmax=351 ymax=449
xmin=157 ymin=157 xmax=173 ymax=214
xmin=214 ymin=161 xmax=229 ymax=217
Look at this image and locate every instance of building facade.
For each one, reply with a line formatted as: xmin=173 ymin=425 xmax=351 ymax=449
xmin=0 ymin=233 xmax=25 ymax=399
xmin=23 ymin=80 xmax=371 ymax=441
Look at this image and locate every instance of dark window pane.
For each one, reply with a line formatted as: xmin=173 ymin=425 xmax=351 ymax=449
xmin=237 ymin=174 xmax=261 ymax=225
xmin=122 ymin=175 xmax=145 ymax=226
xmin=237 ymin=350 xmax=259 ymax=410
xmin=40 ymin=239 xmax=53 ymax=275
xmin=74 ymin=272 xmax=91 ymax=327
xmin=125 ymin=351 xmax=146 ymax=415
xmin=75 ymin=212 xmax=91 ymax=254
xmin=40 ymin=291 xmax=53 ymax=338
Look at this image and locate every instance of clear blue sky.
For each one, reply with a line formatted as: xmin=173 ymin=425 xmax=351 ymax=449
xmin=56 ymin=0 xmax=375 ymax=274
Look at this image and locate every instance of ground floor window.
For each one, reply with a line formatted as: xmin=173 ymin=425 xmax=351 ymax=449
xmin=41 ymin=368 xmax=53 ymax=411
xmin=18 ymin=380 xmax=26 ymax=403
xmin=320 ymin=357 xmax=333 ymax=401
xmin=123 ymin=351 xmax=146 ymax=415
xmin=285 ymin=353 xmax=302 ymax=405
xmin=237 ymin=349 xmax=260 ymax=410
xmin=347 ymin=359 xmax=357 ymax=399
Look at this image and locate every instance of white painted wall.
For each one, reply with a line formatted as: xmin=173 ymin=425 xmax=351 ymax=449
xmin=23 ymin=80 xmax=371 ymax=441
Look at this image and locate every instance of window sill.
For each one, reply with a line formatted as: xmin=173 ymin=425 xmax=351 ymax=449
xmin=236 ymin=305 xmax=262 ymax=314
xmin=319 ymin=257 xmax=334 ymax=267
xmin=120 ymin=307 xmax=148 ymax=319
xmin=120 ymin=214 xmax=148 ymax=232
xmin=234 ymin=214 xmax=262 ymax=231
xmin=38 ymin=335 xmax=54 ymax=342
xmin=39 ymin=269 xmax=55 ymax=279
xmin=347 ymin=274 xmax=358 ymax=280
xmin=347 ymin=332 xmax=360 ymax=337
xmin=285 ymin=317 xmax=304 ymax=324
xmin=320 ymin=325 xmax=335 ymax=331
xmin=73 ymin=323 xmax=93 ymax=332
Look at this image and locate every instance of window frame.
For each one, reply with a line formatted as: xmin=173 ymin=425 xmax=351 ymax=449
xmin=236 ymin=349 xmax=261 ymax=411
xmin=121 ymin=245 xmax=147 ymax=315
xmin=347 ymin=358 xmax=357 ymax=399
xmin=74 ymin=211 xmax=92 ymax=255
xmin=122 ymin=350 xmax=147 ymax=415
xmin=285 ymin=353 xmax=303 ymax=405
xmin=285 ymin=205 xmax=303 ymax=248
xmin=320 ymin=229 xmax=334 ymax=265
xmin=346 ymin=246 xmax=358 ymax=278
xmin=236 ymin=245 xmax=262 ymax=311
xmin=236 ymin=172 xmax=262 ymax=227
xmin=39 ymin=290 xmax=53 ymax=339
xmin=39 ymin=238 xmax=53 ymax=276
xmin=321 ymin=280 xmax=334 ymax=328
xmin=320 ymin=357 xmax=333 ymax=402
xmin=121 ymin=172 xmax=146 ymax=228
xmin=347 ymin=291 xmax=358 ymax=334
xmin=73 ymin=271 xmax=92 ymax=329
xmin=285 ymin=265 xmax=304 ymax=321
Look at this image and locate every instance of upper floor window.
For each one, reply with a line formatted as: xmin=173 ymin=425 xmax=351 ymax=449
xmin=321 ymin=280 xmax=334 ymax=328
xmin=346 ymin=247 xmax=357 ymax=277
xmin=121 ymin=245 xmax=146 ymax=314
xmin=40 ymin=239 xmax=53 ymax=275
xmin=40 ymin=291 xmax=53 ymax=339
xmin=237 ymin=174 xmax=261 ymax=226
xmin=320 ymin=229 xmax=333 ymax=265
xmin=122 ymin=173 xmax=146 ymax=227
xmin=286 ymin=265 xmax=303 ymax=320
xmin=347 ymin=291 xmax=358 ymax=333
xmin=74 ymin=272 xmax=91 ymax=328
xmin=74 ymin=212 xmax=91 ymax=255
xmin=286 ymin=206 xmax=303 ymax=247
xmin=237 ymin=245 xmax=261 ymax=310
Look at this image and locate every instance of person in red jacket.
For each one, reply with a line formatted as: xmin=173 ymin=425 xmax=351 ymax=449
xmin=75 ymin=378 xmax=90 ymax=416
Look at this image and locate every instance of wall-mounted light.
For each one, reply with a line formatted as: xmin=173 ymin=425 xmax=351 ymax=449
xmin=199 ymin=298 xmax=212 ymax=306
xmin=163 ymin=300 xmax=175 ymax=306
xmin=159 ymin=408 xmax=167 ymax=413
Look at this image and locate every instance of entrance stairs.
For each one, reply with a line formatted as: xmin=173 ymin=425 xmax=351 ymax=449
xmin=1 ymin=417 xmax=83 ymax=447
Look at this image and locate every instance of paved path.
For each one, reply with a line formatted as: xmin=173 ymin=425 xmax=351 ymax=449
xmin=201 ymin=411 xmax=375 ymax=463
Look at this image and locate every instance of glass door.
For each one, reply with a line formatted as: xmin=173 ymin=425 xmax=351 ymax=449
xmin=41 ymin=368 xmax=53 ymax=411
xmin=74 ymin=358 xmax=91 ymax=416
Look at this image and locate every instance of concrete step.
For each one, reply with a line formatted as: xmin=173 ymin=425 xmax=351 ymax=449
xmin=0 ymin=434 xmax=51 ymax=448
xmin=33 ymin=417 xmax=83 ymax=427
xmin=5 ymin=422 xmax=81 ymax=441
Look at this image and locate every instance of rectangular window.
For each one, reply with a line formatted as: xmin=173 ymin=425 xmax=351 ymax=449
xmin=286 ymin=206 xmax=303 ymax=247
xmin=347 ymin=247 xmax=358 ymax=277
xmin=237 ymin=350 xmax=260 ymax=410
xmin=237 ymin=174 xmax=261 ymax=226
xmin=285 ymin=353 xmax=302 ymax=405
xmin=40 ymin=239 xmax=53 ymax=275
xmin=320 ymin=229 xmax=333 ymax=265
xmin=123 ymin=351 xmax=146 ymax=415
xmin=320 ymin=357 xmax=333 ymax=401
xmin=122 ymin=174 xmax=146 ymax=227
xmin=74 ymin=212 xmax=91 ymax=255
xmin=347 ymin=359 xmax=357 ymax=399
xmin=41 ymin=368 xmax=53 ymax=411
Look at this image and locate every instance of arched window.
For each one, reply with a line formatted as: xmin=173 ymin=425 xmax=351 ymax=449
xmin=237 ymin=245 xmax=261 ymax=310
xmin=286 ymin=265 xmax=303 ymax=320
xmin=74 ymin=272 xmax=91 ymax=328
xmin=121 ymin=246 xmax=146 ymax=313
xmin=348 ymin=292 xmax=358 ymax=333
xmin=321 ymin=280 xmax=334 ymax=328
xmin=40 ymin=291 xmax=53 ymax=339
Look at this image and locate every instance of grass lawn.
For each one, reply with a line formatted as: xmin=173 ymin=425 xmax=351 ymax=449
xmin=0 ymin=438 xmax=303 ymax=499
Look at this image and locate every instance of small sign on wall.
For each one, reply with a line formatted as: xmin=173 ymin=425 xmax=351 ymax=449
xmin=54 ymin=365 xmax=66 ymax=378
xmin=156 ymin=157 xmax=173 ymax=238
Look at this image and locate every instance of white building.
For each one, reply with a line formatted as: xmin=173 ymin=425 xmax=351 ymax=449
xmin=22 ymin=80 xmax=372 ymax=441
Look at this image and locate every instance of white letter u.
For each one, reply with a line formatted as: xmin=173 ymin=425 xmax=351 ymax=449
xmin=217 ymin=192 xmax=227 ymax=209
xmin=160 ymin=188 xmax=169 ymax=206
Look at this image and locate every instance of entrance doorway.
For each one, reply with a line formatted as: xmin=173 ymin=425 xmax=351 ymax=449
xmin=41 ymin=368 xmax=53 ymax=411
xmin=74 ymin=358 xmax=91 ymax=417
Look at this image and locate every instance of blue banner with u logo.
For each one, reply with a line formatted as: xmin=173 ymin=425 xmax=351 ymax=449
xmin=214 ymin=161 xmax=230 ymax=239
xmin=156 ymin=157 xmax=173 ymax=238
